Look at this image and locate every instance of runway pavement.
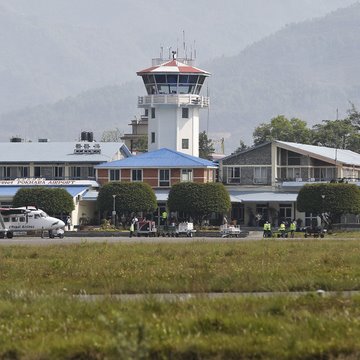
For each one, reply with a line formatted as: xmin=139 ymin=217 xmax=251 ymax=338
xmin=0 ymin=232 xmax=264 ymax=246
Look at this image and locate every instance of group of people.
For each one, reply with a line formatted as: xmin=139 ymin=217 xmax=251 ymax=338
xmin=263 ymin=220 xmax=297 ymax=238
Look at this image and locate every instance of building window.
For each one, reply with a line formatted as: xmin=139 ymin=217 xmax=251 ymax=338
xmin=254 ymin=167 xmax=268 ymax=184
xmin=181 ymin=169 xmax=193 ymax=182
xmin=151 ymin=132 xmax=156 ymax=144
xmin=144 ymin=109 xmax=149 ymax=117
xmin=109 ymin=169 xmax=120 ymax=181
xmin=54 ymin=166 xmax=64 ymax=179
xmin=70 ymin=166 xmax=95 ymax=180
xmin=314 ymin=167 xmax=336 ymax=181
xmin=305 ymin=212 xmax=318 ymax=227
xmin=182 ymin=107 xmax=189 ymax=118
xmin=287 ymin=151 xmax=301 ymax=165
xmin=255 ymin=204 xmax=268 ymax=223
xmin=182 ymin=139 xmax=189 ymax=149
xmin=132 ymin=169 xmax=142 ymax=182
xmin=34 ymin=166 xmax=65 ymax=179
xmin=159 ymin=169 xmax=170 ymax=187
xmin=151 ymin=108 xmax=156 ymax=118
xmin=228 ymin=167 xmax=241 ymax=183
xmin=0 ymin=166 xmax=29 ymax=180
xmin=286 ymin=167 xmax=301 ymax=181
xmin=279 ymin=204 xmax=292 ymax=223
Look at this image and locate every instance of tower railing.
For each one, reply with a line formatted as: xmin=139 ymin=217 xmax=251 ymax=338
xmin=138 ymin=94 xmax=209 ymax=108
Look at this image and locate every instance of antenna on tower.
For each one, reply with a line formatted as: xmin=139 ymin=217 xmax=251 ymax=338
xmin=160 ymin=45 xmax=163 ymax=59
xmin=193 ymin=40 xmax=196 ymax=59
xmin=183 ymin=30 xmax=186 ymax=58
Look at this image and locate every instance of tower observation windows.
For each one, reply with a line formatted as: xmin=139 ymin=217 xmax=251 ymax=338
xmin=142 ymin=74 xmax=206 ymax=95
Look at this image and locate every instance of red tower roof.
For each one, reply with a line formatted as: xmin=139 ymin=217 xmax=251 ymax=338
xmin=137 ymin=59 xmax=210 ymax=76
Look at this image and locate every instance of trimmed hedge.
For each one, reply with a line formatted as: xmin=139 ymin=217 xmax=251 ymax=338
xmin=167 ymin=182 xmax=231 ymax=222
xmin=13 ymin=187 xmax=74 ymax=215
xmin=97 ymin=182 xmax=157 ymax=216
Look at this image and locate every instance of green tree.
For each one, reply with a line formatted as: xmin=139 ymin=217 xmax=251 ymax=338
xmin=233 ymin=140 xmax=250 ymax=153
xmin=13 ymin=187 xmax=74 ymax=215
xmin=297 ymin=183 xmax=360 ymax=227
xmin=97 ymin=182 xmax=157 ymax=218
xmin=167 ymin=182 xmax=231 ymax=224
xmin=311 ymin=119 xmax=360 ymax=151
xmin=101 ymin=128 xmax=123 ymax=142
xmin=346 ymin=102 xmax=360 ymax=130
xmin=253 ymin=115 xmax=312 ymax=145
xmin=132 ymin=135 xmax=148 ymax=152
xmin=199 ymin=131 xmax=215 ymax=160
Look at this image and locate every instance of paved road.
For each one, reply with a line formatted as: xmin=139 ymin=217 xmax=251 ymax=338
xmin=0 ymin=233 xmax=263 ymax=246
xmin=0 ymin=232 xmax=350 ymax=246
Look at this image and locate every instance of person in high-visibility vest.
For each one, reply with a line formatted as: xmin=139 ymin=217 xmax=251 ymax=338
xmin=279 ymin=222 xmax=286 ymax=238
xmin=161 ymin=211 xmax=168 ymax=225
xmin=290 ymin=220 xmax=296 ymax=238
xmin=263 ymin=221 xmax=271 ymax=238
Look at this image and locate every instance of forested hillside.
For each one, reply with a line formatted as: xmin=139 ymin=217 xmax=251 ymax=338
xmin=0 ymin=1 xmax=358 ymax=150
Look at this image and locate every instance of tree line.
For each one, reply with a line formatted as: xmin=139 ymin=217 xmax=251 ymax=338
xmin=239 ymin=103 xmax=360 ymax=152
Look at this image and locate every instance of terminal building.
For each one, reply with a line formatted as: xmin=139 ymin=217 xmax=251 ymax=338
xmin=0 ymin=134 xmax=131 ymax=226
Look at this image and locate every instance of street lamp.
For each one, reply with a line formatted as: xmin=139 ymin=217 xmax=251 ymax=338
xmin=321 ymin=194 xmax=325 ymax=227
xmin=112 ymin=195 xmax=117 ymax=226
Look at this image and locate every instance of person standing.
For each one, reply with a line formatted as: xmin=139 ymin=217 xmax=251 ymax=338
xmin=290 ymin=220 xmax=296 ymax=238
xmin=263 ymin=221 xmax=271 ymax=238
xmin=129 ymin=216 xmax=138 ymax=238
xmin=161 ymin=210 xmax=168 ymax=225
xmin=279 ymin=222 xmax=286 ymax=238
xmin=66 ymin=216 xmax=71 ymax=231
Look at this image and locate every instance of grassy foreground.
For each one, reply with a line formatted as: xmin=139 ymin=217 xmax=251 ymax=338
xmin=1 ymin=294 xmax=360 ymax=359
xmin=1 ymin=239 xmax=360 ymax=359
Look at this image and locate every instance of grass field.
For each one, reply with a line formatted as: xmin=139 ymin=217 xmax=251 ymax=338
xmin=1 ymin=239 xmax=360 ymax=294
xmin=2 ymin=239 xmax=360 ymax=359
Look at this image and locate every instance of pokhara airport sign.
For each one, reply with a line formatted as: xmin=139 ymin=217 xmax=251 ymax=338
xmin=0 ymin=178 xmax=80 ymax=186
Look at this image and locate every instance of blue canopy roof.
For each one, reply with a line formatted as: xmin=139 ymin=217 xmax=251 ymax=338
xmin=0 ymin=186 xmax=89 ymax=199
xmin=96 ymin=148 xmax=218 ymax=169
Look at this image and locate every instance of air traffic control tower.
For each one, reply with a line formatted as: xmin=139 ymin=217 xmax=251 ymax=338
xmin=137 ymin=52 xmax=210 ymax=157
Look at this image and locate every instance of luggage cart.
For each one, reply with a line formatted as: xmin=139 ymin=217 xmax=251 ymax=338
xmin=220 ymin=224 xmax=241 ymax=238
xmin=136 ymin=220 xmax=157 ymax=237
xmin=176 ymin=222 xmax=196 ymax=237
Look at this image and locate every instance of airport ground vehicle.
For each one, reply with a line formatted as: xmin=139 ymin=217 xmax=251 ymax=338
xmin=220 ymin=224 xmax=241 ymax=238
xmin=158 ymin=222 xmax=197 ymax=237
xmin=0 ymin=207 xmax=65 ymax=239
xmin=138 ymin=221 xmax=197 ymax=237
xmin=136 ymin=220 xmax=158 ymax=237
xmin=304 ymin=226 xmax=326 ymax=238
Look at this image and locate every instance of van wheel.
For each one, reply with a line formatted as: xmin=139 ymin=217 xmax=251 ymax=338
xmin=0 ymin=232 xmax=4 ymax=239
xmin=6 ymin=232 xmax=13 ymax=239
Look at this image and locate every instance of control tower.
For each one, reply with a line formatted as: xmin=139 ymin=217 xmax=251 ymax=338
xmin=137 ymin=52 xmax=210 ymax=157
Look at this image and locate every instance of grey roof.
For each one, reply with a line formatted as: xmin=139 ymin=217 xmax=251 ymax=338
xmin=0 ymin=141 xmax=131 ymax=163
xmin=228 ymin=190 xmax=298 ymax=203
xmin=276 ymin=141 xmax=360 ymax=166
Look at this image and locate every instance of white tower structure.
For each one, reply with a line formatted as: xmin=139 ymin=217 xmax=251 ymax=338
xmin=137 ymin=52 xmax=210 ymax=157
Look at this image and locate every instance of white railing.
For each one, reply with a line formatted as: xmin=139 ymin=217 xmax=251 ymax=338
xmin=138 ymin=95 xmax=209 ymax=107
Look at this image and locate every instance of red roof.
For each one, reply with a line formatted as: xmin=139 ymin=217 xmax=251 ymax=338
xmin=137 ymin=59 xmax=210 ymax=75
